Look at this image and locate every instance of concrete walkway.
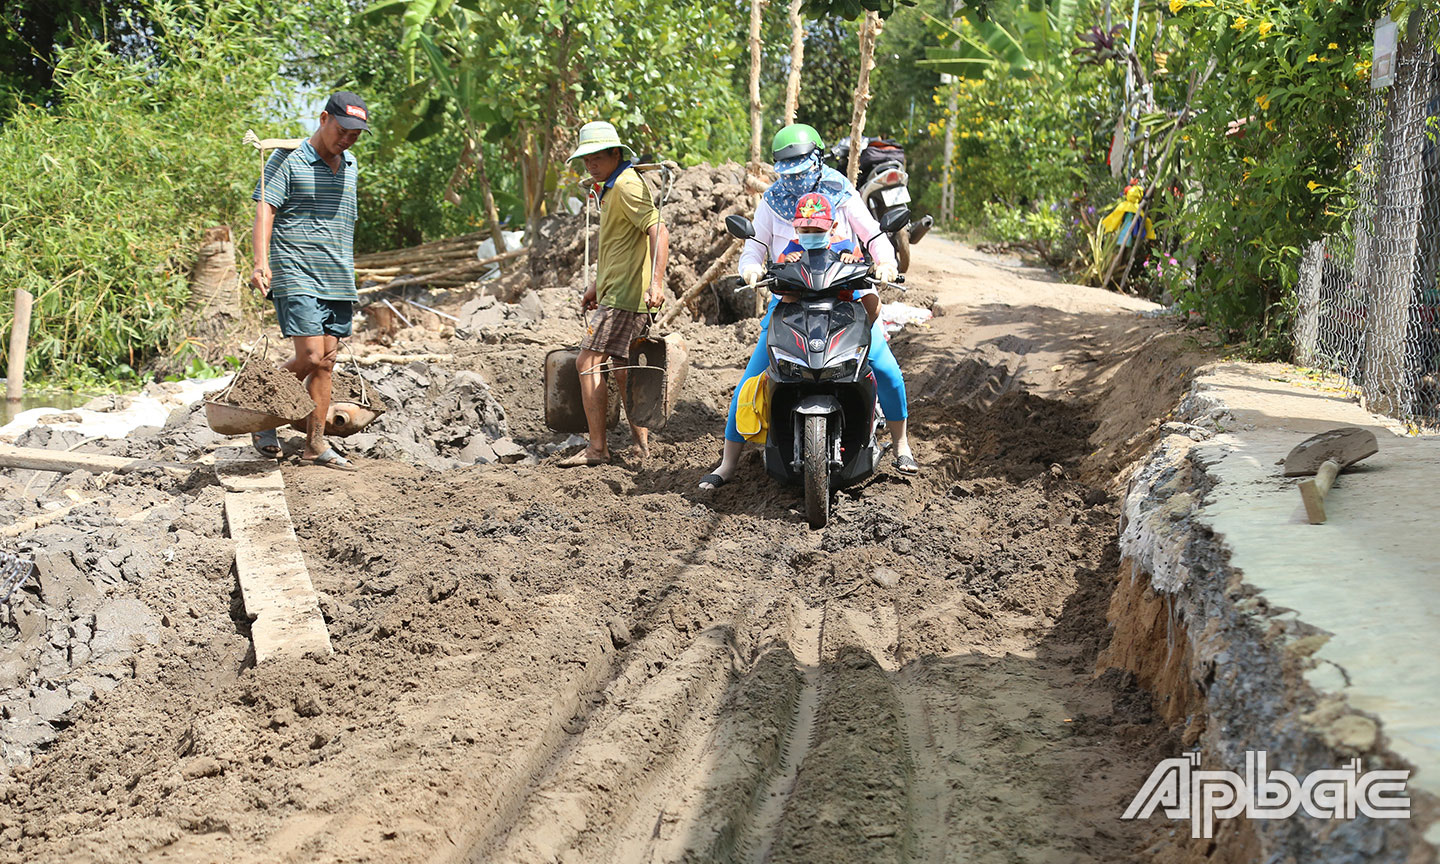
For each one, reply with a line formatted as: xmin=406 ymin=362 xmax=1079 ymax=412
xmin=1185 ymin=363 xmax=1440 ymax=821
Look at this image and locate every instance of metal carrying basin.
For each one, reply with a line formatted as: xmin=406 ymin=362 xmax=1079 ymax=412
xmin=625 ymin=333 xmax=689 ymax=429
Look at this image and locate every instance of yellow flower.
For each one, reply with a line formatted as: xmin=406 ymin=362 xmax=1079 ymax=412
xmin=1256 ymin=93 xmax=1271 ymax=110
xmin=1257 ymin=20 xmax=1273 ymax=35
xmin=1307 ymin=180 xmax=1321 ymax=191
xmin=1355 ymin=59 xmax=1372 ymax=77
xmin=1307 ymin=53 xmax=1320 ymax=62
xmin=960 ymin=131 xmax=971 ymax=138
xmin=1265 ymin=118 xmax=1276 ymax=130
xmin=1243 ymin=171 xmax=1252 ymax=181
xmin=1232 ymin=16 xmax=1248 ymax=29
xmin=1328 ymin=42 xmax=1339 ymax=49
xmin=1194 ymin=0 xmax=1215 ymax=5
xmin=1169 ymin=0 xmax=1186 ymax=12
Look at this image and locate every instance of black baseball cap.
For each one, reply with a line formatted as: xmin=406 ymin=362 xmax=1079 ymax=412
xmin=324 ymin=91 xmax=370 ymax=132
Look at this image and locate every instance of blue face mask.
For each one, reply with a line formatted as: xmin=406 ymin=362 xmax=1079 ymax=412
xmin=796 ymin=232 xmax=830 ymax=251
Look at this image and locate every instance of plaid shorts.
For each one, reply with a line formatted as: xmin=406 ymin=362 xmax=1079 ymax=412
xmin=581 ymin=306 xmax=650 ymax=360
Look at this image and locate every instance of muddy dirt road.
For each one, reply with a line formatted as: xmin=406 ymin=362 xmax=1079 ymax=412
xmin=3 ymin=238 xmax=1212 ymax=863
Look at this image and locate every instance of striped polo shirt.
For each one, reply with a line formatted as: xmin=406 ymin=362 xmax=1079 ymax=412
xmin=252 ymin=140 xmax=359 ymax=302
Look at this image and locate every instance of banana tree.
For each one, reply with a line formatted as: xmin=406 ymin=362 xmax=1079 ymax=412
xmin=916 ymin=0 xmax=1083 ymax=80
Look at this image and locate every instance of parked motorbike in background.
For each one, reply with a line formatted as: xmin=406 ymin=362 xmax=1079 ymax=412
xmin=828 ymin=137 xmax=933 ymax=273
xmin=723 ymin=208 xmax=909 ymax=529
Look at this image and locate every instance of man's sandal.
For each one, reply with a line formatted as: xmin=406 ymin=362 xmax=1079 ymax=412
xmin=558 ymin=450 xmax=608 ymax=468
xmin=251 ymin=429 xmax=281 ymax=459
xmin=308 ymin=447 xmax=356 ymax=471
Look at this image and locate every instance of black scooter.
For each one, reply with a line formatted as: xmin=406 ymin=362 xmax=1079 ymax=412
xmin=725 ymin=208 xmax=909 ymax=529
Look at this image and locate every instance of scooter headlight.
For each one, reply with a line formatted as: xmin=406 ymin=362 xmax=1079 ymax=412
xmin=770 ymin=348 xmax=812 ymax=381
xmin=819 ymin=359 xmax=860 ymax=381
xmin=818 ymin=346 xmax=866 ymax=382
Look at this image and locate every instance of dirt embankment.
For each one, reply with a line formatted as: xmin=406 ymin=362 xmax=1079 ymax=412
xmin=0 ymin=236 xmax=1241 ymax=864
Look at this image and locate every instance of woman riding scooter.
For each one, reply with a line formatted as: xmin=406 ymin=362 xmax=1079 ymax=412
xmin=698 ymin=124 xmax=919 ymax=490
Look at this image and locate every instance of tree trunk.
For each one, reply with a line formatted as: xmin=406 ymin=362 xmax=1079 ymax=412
xmin=845 ymin=12 xmax=883 ymax=185
xmin=783 ymin=0 xmax=804 ymax=126
xmin=939 ymin=0 xmax=960 ymax=223
xmin=473 ymin=141 xmax=507 ymax=254
xmin=940 ymin=81 xmax=957 ymax=223
xmin=748 ymin=0 xmax=767 ymax=171
xmin=445 ymin=136 xmax=508 ymax=255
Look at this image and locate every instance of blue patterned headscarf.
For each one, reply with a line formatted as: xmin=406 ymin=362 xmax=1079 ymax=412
xmin=763 ymin=153 xmax=855 ymax=223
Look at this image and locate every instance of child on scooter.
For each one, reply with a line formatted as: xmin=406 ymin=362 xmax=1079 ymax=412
xmin=775 ymin=193 xmax=879 ymax=325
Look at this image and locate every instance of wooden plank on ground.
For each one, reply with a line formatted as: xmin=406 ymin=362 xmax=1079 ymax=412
xmin=220 ymin=461 xmax=332 ymax=663
xmin=0 ymin=443 xmax=192 ymax=476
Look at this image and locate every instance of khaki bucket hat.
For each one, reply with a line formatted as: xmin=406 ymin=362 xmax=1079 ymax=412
xmin=567 ymin=121 xmax=636 ymax=162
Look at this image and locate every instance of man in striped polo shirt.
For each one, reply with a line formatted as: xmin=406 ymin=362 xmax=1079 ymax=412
xmin=249 ymin=91 xmax=367 ymax=470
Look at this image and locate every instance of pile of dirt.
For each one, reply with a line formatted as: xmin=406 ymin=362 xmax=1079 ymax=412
xmin=526 ymin=162 xmax=761 ymax=322
xmin=216 ymin=362 xmax=314 ymax=420
xmin=335 ymin=362 xmax=524 ymax=470
xmin=328 ymin=368 xmax=388 ymax=413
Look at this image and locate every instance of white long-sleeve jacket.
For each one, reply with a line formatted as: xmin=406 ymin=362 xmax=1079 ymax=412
xmin=737 ymin=193 xmax=896 ymax=274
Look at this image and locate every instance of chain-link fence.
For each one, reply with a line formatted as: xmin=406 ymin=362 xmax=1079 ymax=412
xmin=1295 ymin=20 xmax=1440 ymax=431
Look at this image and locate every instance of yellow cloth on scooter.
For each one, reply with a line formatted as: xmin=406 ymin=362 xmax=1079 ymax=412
xmin=735 ymin=373 xmax=769 ymax=444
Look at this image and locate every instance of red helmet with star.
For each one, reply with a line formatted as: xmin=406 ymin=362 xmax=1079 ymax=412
xmin=793 ymin=192 xmax=835 ymax=229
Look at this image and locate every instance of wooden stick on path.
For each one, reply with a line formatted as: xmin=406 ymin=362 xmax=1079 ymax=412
xmin=0 ymin=443 xmax=194 ymax=476
xmin=6 ymin=289 xmax=33 ymax=403
xmin=658 ymin=239 xmax=745 ymax=329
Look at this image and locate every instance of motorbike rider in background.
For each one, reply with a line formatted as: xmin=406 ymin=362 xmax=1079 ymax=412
xmin=697 ymin=124 xmax=920 ymax=490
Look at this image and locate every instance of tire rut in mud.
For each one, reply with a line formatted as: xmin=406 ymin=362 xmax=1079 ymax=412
xmin=438 ymin=340 xmax=1175 ymax=864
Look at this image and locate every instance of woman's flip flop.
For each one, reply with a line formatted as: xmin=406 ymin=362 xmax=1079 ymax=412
xmin=698 ymin=472 xmax=728 ymax=490
xmin=894 ymin=454 xmax=920 ymax=476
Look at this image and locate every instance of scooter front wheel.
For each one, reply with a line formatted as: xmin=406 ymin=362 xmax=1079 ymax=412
xmin=803 ymin=414 xmax=830 ymax=530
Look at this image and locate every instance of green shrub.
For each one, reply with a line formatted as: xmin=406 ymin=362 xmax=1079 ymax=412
xmin=0 ymin=1 xmax=292 ymax=387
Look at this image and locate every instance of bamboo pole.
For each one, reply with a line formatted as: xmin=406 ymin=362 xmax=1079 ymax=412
xmin=845 ymin=12 xmax=883 ymax=185
xmin=6 ymin=289 xmax=33 ymax=403
xmin=356 ymin=246 xmax=528 ymax=294
xmin=783 ymin=0 xmax=805 ymax=126
xmin=748 ymin=0 xmax=768 ymax=171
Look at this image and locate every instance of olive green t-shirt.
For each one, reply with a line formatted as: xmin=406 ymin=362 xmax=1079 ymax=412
xmin=596 ymin=166 xmax=660 ymax=312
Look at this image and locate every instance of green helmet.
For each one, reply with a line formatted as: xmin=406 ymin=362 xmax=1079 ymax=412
xmin=772 ymin=124 xmax=824 ymax=162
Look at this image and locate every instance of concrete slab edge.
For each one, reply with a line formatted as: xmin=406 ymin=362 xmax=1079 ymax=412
xmin=1112 ymin=377 xmax=1440 ymax=862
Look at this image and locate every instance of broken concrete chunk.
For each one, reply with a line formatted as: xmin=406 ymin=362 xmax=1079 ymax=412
xmin=459 ymin=437 xmax=497 ymax=465
xmin=28 ymin=687 xmax=79 ymax=724
xmin=512 ymin=291 xmax=544 ymax=322
xmin=870 ymin=567 xmax=901 ymax=589
xmin=490 ymin=438 xmax=529 ymax=464
xmin=88 ymin=598 xmax=161 ymax=668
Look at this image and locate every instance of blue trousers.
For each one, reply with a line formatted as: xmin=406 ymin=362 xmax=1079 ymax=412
xmin=725 ymin=296 xmax=907 ymax=444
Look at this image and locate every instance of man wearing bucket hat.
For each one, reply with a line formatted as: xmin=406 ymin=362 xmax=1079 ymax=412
xmin=697 ymin=123 xmax=918 ymax=490
xmin=249 ymin=91 xmax=370 ymax=470
xmin=560 ymin=121 xmax=671 ymax=467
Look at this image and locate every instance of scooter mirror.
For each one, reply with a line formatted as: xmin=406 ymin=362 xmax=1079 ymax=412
xmin=878 ymin=207 xmax=910 ymax=235
xmin=725 ymin=215 xmax=757 ymax=240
